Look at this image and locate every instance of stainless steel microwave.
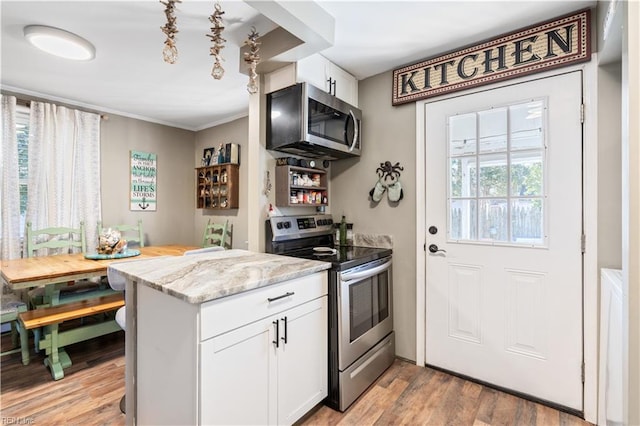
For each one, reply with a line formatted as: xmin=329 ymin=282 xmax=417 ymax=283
xmin=266 ymin=82 xmax=362 ymax=160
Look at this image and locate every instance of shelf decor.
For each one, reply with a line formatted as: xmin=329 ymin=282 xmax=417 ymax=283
xmin=130 ymin=150 xmax=157 ymax=211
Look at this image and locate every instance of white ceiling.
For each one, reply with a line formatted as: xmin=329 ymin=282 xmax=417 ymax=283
xmin=1 ymin=0 xmax=595 ymax=131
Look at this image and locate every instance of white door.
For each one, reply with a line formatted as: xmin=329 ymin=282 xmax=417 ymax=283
xmin=425 ymin=72 xmax=583 ymax=411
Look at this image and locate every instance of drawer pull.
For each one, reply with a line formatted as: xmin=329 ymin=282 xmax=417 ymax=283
xmin=267 ymin=292 xmax=295 ymax=302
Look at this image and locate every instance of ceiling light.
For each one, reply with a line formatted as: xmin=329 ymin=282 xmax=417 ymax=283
xmin=24 ymin=25 xmax=95 ymax=61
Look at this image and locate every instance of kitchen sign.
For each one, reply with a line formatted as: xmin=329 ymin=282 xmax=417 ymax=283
xmin=130 ymin=150 xmax=157 ymax=211
xmin=392 ymin=9 xmax=590 ymax=105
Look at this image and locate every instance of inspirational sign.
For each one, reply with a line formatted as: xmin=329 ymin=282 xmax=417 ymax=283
xmin=130 ymin=150 xmax=157 ymax=211
xmin=392 ymin=9 xmax=590 ymax=105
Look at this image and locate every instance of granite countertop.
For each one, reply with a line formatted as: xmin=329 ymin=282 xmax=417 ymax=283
xmin=108 ymin=249 xmax=331 ymax=304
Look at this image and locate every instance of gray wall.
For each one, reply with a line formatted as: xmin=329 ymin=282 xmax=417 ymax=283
xmin=100 ymin=114 xmax=195 ymax=248
xmin=598 ymin=61 xmax=623 ymax=270
xmin=331 ymin=71 xmax=417 ymax=361
xmin=194 ymin=117 xmax=249 ymax=250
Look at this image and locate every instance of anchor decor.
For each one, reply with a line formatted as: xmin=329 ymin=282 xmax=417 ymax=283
xmin=130 ymin=150 xmax=157 ymax=211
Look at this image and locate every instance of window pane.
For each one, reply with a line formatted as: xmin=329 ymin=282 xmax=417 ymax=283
xmin=479 ymin=199 xmax=508 ymax=242
xmin=449 ymin=199 xmax=477 ymax=240
xmin=511 ymin=198 xmax=544 ymax=245
xmin=449 ymin=113 xmax=476 ymax=156
xmin=450 ymin=156 xmax=476 ymax=197
xmin=479 ymin=154 xmax=507 ymax=197
xmin=479 ymin=107 xmax=507 ymax=153
xmin=510 ymin=101 xmax=543 ymax=150
xmin=511 ymin=150 xmax=543 ymax=196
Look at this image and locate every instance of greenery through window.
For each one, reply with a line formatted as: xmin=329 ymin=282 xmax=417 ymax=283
xmin=448 ymin=100 xmax=546 ymax=246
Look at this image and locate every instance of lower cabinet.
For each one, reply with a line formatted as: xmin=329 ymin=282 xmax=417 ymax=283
xmin=135 ymin=272 xmax=328 ymax=425
xmin=201 ymin=297 xmax=327 ymax=425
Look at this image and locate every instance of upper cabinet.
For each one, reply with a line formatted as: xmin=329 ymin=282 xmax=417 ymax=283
xmin=296 ymin=54 xmax=358 ymax=106
xmin=264 ymin=54 xmax=358 ymax=107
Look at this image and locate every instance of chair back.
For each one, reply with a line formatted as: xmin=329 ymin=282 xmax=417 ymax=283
xmin=202 ymin=219 xmax=232 ymax=249
xmin=98 ymin=219 xmax=144 ymax=248
xmin=184 ymin=246 xmax=225 ymax=256
xmin=26 ymin=222 xmax=87 ymax=257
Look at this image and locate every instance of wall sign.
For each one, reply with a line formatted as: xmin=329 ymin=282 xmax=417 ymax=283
xmin=130 ymin=150 xmax=157 ymax=211
xmin=392 ymin=9 xmax=590 ymax=105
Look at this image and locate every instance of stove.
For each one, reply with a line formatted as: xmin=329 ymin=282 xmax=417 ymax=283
xmin=265 ymin=214 xmax=395 ymax=412
xmin=265 ymin=214 xmax=391 ymax=270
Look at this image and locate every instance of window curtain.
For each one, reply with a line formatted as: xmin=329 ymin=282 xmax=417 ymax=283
xmin=1 ymin=95 xmax=22 ymax=260
xmin=25 ymin=101 xmax=102 ymax=256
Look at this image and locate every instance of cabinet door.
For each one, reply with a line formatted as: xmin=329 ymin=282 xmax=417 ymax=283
xmin=277 ymin=296 xmax=328 ymax=424
xmin=296 ymin=54 xmax=328 ymax=92
xmin=328 ymin=62 xmax=358 ymax=107
xmin=200 ymin=318 xmax=277 ymax=425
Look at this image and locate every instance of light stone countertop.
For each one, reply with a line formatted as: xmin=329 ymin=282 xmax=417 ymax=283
xmin=108 ymin=249 xmax=331 ymax=304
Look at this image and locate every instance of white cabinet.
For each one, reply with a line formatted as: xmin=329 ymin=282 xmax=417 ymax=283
xmin=201 ymin=297 xmax=327 ymax=425
xmin=264 ymin=54 xmax=358 ymax=106
xmin=297 ymin=54 xmax=358 ymax=106
xmin=135 ymin=272 xmax=328 ymax=426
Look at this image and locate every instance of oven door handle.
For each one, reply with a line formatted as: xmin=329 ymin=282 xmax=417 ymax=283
xmin=340 ymin=259 xmax=392 ymax=283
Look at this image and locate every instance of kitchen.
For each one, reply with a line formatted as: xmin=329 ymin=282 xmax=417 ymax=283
xmin=1 ymin=1 xmax=638 ymax=425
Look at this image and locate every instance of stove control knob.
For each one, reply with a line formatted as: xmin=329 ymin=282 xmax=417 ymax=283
xmin=283 ymin=221 xmax=291 ymax=229
xmin=318 ymin=219 xmax=325 ymax=226
xmin=276 ymin=222 xmax=284 ymax=230
xmin=327 ymin=219 xmax=333 ymax=225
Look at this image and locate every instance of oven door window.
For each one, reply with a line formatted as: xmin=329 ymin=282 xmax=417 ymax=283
xmin=348 ymin=272 xmax=389 ymax=342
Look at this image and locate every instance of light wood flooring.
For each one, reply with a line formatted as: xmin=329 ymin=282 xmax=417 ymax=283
xmin=1 ymin=328 xmax=593 ymax=425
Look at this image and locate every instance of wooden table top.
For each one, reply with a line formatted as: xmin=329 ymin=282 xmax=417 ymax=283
xmin=1 ymin=245 xmax=199 ymax=289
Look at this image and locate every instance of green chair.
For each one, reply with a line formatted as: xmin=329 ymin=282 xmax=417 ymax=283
xmin=202 ymin=219 xmax=232 ymax=249
xmin=1 ymin=285 xmax=29 ymax=365
xmin=26 ymin=221 xmax=86 ymax=257
xmin=98 ymin=219 xmax=144 ymax=248
xmin=25 ymin=221 xmax=101 ymax=352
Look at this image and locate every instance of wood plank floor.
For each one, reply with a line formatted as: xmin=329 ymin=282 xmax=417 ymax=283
xmin=1 ymin=330 xmax=593 ymax=425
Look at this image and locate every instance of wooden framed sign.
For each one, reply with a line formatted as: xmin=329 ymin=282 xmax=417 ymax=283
xmin=392 ymin=9 xmax=591 ymax=105
xmin=130 ymin=150 xmax=157 ymax=211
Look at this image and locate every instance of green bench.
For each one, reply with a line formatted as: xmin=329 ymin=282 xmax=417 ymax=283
xmin=19 ymin=293 xmax=125 ymax=380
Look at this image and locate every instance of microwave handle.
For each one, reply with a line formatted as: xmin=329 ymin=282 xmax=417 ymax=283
xmin=348 ymin=110 xmax=359 ymax=152
xmin=341 ymin=259 xmax=392 ymax=283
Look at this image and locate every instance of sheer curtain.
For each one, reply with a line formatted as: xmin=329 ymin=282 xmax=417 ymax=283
xmin=1 ymin=95 xmax=22 ymax=260
xmin=26 ymin=102 xmax=102 ymax=256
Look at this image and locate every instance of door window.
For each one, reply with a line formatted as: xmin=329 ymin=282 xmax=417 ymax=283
xmin=448 ymin=100 xmax=546 ymax=246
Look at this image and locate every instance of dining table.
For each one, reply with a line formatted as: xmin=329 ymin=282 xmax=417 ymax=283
xmin=0 ymin=244 xmax=198 ymax=379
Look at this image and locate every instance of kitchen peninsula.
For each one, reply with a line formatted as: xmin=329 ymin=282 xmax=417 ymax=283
xmin=108 ymin=249 xmax=331 ymax=425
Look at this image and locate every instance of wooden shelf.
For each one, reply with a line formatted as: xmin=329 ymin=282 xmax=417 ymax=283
xmin=275 ymin=165 xmax=328 ymax=207
xmin=196 ymin=164 xmax=239 ymax=209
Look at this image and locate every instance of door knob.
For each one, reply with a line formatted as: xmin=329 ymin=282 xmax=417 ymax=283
xmin=428 ymin=244 xmax=446 ymax=254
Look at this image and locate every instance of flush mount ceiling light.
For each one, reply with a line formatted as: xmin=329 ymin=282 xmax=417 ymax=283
xmin=24 ymin=25 xmax=95 ymax=61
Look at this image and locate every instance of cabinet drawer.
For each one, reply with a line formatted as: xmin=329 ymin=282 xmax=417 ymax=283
xmin=200 ymin=272 xmax=327 ymax=341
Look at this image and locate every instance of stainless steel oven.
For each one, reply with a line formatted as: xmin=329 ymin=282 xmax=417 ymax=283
xmin=333 ymin=256 xmax=395 ymax=411
xmin=265 ymin=214 xmax=395 ymax=412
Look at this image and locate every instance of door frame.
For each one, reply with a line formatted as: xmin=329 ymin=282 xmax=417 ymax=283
xmin=415 ymin=62 xmax=599 ymax=423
